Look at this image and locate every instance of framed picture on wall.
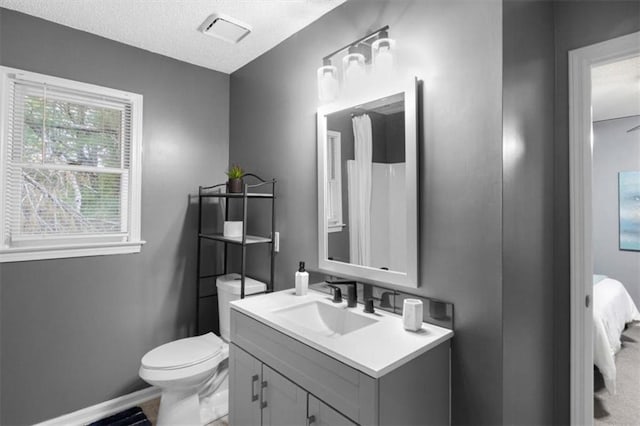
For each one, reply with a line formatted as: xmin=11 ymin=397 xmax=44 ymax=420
xmin=619 ymin=171 xmax=640 ymax=251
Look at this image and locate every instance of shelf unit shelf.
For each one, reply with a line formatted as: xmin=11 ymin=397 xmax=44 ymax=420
xmin=200 ymin=192 xmax=274 ymax=199
xmin=196 ymin=173 xmax=276 ymax=334
xmin=198 ymin=233 xmax=272 ymax=245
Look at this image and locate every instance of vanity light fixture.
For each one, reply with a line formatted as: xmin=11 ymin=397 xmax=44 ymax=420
xmin=371 ymin=30 xmax=396 ymax=76
xmin=342 ymin=44 xmax=367 ymax=86
xmin=317 ymin=58 xmax=339 ymax=102
xmin=317 ymin=25 xmax=395 ymax=102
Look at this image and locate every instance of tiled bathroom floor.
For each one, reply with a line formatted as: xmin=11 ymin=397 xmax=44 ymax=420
xmin=139 ymin=398 xmax=229 ymax=426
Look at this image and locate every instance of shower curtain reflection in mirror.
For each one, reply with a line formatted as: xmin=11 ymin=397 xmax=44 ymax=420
xmin=324 ymin=94 xmax=409 ymax=272
xmin=348 ymin=114 xmax=373 ymax=266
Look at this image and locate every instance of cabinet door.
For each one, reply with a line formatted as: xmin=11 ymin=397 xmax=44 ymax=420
xmin=261 ymin=364 xmax=307 ymax=426
xmin=229 ymin=344 xmax=262 ymax=426
xmin=308 ymin=394 xmax=357 ymax=426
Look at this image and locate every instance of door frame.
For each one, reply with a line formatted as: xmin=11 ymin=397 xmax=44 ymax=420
xmin=568 ymin=30 xmax=640 ymax=426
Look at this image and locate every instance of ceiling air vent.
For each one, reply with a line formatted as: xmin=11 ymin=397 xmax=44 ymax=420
xmin=199 ymin=13 xmax=252 ymax=44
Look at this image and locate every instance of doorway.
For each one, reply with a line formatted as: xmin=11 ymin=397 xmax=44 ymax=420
xmin=569 ymin=31 xmax=640 ymax=425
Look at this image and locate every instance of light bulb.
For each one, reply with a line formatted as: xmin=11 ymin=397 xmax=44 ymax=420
xmin=317 ymin=64 xmax=338 ymax=102
xmin=342 ymin=52 xmax=365 ymax=86
xmin=372 ymin=37 xmax=396 ymax=77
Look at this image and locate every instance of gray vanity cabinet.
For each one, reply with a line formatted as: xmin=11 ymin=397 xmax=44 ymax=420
xmin=261 ymin=365 xmax=307 ymax=426
xmin=230 ymin=309 xmax=451 ymax=426
xmin=229 ymin=344 xmax=307 ymax=426
xmin=308 ymin=395 xmax=356 ymax=426
xmin=228 ymin=344 xmax=262 ymax=426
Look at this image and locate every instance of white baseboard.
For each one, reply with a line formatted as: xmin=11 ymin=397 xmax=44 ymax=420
xmin=34 ymin=386 xmax=161 ymax=426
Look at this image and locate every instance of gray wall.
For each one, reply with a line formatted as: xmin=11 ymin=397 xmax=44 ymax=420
xmin=553 ymin=2 xmax=640 ymax=422
xmin=383 ymin=112 xmax=406 ymax=163
xmin=502 ymin=1 xmax=555 ymax=424
xmin=230 ymin=1 xmax=504 ymax=424
xmin=0 ymin=9 xmax=230 ymax=424
xmin=593 ymin=116 xmax=640 ymax=306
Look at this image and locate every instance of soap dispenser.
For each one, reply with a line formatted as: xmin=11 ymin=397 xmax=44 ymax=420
xmin=295 ymin=261 xmax=309 ymax=296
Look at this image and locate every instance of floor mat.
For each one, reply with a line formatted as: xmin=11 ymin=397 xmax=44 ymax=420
xmin=87 ymin=406 xmax=151 ymax=426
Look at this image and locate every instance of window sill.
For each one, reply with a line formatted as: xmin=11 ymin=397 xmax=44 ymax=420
xmin=0 ymin=240 xmax=146 ymax=263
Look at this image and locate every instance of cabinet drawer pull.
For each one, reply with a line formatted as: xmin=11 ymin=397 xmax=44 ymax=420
xmin=307 ymin=415 xmax=316 ymax=425
xmin=251 ymin=374 xmax=259 ymax=402
xmin=261 ymin=380 xmax=268 ymax=408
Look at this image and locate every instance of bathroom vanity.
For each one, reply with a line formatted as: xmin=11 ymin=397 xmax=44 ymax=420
xmin=228 ymin=289 xmax=453 ymax=426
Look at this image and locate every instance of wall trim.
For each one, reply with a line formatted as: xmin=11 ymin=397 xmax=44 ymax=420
xmin=33 ymin=387 xmax=160 ymax=426
xmin=568 ymin=30 xmax=640 ymax=426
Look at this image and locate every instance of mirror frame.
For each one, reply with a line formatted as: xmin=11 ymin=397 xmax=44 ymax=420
xmin=317 ymin=77 xmax=420 ymax=288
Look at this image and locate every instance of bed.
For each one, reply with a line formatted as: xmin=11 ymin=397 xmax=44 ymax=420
xmin=593 ymin=275 xmax=640 ymax=393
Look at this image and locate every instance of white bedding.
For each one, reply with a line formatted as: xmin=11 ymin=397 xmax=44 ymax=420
xmin=593 ymin=277 xmax=640 ymax=393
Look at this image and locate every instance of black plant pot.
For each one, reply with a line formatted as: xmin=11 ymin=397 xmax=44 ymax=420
xmin=227 ymin=178 xmax=244 ymax=193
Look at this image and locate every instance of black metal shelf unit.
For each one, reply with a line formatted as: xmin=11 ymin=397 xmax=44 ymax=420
xmin=196 ymin=173 xmax=276 ymax=333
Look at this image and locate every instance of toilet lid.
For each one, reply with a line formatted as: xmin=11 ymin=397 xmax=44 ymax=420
xmin=141 ymin=332 xmax=223 ymax=370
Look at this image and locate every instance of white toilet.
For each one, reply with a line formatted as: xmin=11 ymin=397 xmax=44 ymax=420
xmin=139 ymin=273 xmax=266 ymax=426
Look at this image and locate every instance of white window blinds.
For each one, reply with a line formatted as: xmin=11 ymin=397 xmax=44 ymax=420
xmin=0 ymin=67 xmax=143 ymax=261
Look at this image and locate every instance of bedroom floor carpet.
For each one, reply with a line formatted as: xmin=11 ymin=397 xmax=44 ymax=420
xmin=594 ymin=322 xmax=640 ymax=425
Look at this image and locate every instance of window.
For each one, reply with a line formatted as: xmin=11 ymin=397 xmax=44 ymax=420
xmin=0 ymin=67 xmax=144 ymax=262
xmin=326 ymin=130 xmax=344 ymax=233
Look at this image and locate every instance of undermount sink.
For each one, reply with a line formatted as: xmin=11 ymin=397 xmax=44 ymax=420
xmin=272 ymin=300 xmax=378 ymax=337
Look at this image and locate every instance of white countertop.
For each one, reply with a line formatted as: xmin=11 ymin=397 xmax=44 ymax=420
xmin=231 ymin=288 xmax=454 ymax=378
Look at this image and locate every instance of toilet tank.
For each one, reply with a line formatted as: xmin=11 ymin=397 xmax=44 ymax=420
xmin=216 ymin=273 xmax=266 ymax=341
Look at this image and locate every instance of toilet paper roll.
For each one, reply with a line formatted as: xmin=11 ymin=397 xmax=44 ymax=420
xmin=223 ymin=221 xmax=243 ymax=238
xmin=403 ymin=299 xmax=423 ymax=331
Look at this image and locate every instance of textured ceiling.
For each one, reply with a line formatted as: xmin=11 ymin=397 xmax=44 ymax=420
xmin=592 ymin=55 xmax=640 ymax=122
xmin=0 ymin=0 xmax=347 ymax=74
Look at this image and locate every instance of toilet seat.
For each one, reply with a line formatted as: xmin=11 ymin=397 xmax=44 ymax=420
xmin=139 ymin=349 xmax=227 ymax=384
xmin=142 ymin=332 xmax=223 ymax=371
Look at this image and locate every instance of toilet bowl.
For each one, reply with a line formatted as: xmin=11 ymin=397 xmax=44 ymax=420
xmin=140 ymin=274 xmax=266 ymax=425
xmin=139 ymin=332 xmax=229 ymax=426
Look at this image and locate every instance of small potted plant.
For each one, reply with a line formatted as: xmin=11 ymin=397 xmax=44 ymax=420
xmin=226 ymin=164 xmax=245 ymax=193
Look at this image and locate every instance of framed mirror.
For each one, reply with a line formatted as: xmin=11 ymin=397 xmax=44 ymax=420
xmin=317 ymin=77 xmax=419 ymax=288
